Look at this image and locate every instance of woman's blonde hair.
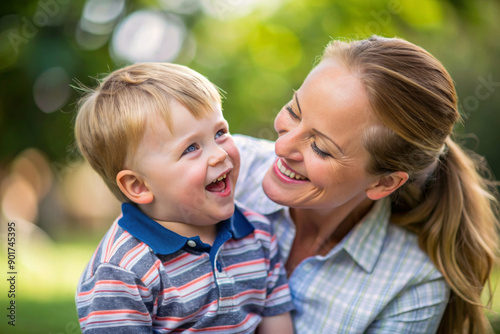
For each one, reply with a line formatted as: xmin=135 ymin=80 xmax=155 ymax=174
xmin=323 ymin=36 xmax=499 ymax=333
xmin=74 ymin=63 xmax=221 ymax=202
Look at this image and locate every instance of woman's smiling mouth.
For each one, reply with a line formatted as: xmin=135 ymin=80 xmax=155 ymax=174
xmin=277 ymin=159 xmax=307 ymax=180
xmin=273 ymin=158 xmax=309 ymax=184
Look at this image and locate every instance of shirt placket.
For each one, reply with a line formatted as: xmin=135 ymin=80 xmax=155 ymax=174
xmin=213 ymin=249 xmax=237 ymax=313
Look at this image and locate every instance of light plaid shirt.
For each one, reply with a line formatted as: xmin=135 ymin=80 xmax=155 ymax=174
xmin=234 ymin=134 xmax=450 ymax=334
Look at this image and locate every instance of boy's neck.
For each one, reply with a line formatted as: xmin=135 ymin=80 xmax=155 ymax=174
xmin=155 ymin=219 xmax=218 ymax=246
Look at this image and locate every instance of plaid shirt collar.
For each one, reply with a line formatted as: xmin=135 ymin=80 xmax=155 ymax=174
xmin=252 ymin=194 xmax=391 ymax=273
xmin=340 ymin=198 xmax=390 ymax=273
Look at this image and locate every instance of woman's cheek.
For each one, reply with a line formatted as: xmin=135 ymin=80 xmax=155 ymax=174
xmin=307 ymin=156 xmax=337 ymax=186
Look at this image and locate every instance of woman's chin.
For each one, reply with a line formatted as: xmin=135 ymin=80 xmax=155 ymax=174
xmin=262 ymin=169 xmax=292 ymax=206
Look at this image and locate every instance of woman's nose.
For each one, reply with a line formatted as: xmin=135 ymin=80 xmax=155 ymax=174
xmin=208 ymin=144 xmax=228 ymax=166
xmin=275 ymin=129 xmax=304 ymax=162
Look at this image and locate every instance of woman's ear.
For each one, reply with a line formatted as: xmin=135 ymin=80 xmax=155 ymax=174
xmin=366 ymin=171 xmax=408 ymax=201
xmin=116 ymin=170 xmax=154 ymax=204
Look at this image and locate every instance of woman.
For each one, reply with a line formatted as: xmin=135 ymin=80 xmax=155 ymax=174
xmin=234 ymin=36 xmax=499 ymax=333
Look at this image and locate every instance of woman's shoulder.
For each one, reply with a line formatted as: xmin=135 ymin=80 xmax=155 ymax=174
xmin=233 ymin=134 xmax=276 ymax=164
xmin=233 ymin=133 xmax=275 ymax=148
xmin=384 ymin=222 xmax=444 ymax=282
xmin=364 ymin=223 xmax=450 ymax=328
xmin=347 ymin=199 xmax=444 ymax=284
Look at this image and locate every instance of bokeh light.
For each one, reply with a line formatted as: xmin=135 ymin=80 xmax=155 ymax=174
xmin=75 ymin=25 xmax=110 ymax=50
xmin=75 ymin=0 xmax=125 ymax=50
xmin=159 ymin=0 xmax=201 ymax=15
xmin=200 ymin=0 xmax=282 ymax=20
xmin=33 ymin=66 xmax=71 ymax=114
xmin=1 ymin=173 xmax=38 ymax=223
xmin=0 ymin=148 xmax=52 ymax=224
xmin=81 ymin=0 xmax=124 ymax=35
xmin=110 ymin=10 xmax=186 ymax=64
xmin=10 ymin=148 xmax=52 ymax=200
xmin=60 ymin=161 xmax=120 ymax=227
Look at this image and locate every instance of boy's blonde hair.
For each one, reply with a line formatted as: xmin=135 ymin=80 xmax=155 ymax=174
xmin=74 ymin=63 xmax=222 ymax=203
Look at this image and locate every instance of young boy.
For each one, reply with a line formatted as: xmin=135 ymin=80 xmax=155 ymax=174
xmin=74 ymin=63 xmax=294 ymax=333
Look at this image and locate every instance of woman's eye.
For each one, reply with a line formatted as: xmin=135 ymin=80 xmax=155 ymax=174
xmin=311 ymin=142 xmax=332 ymax=158
xmin=286 ymin=105 xmax=300 ymax=120
xmin=215 ymin=129 xmax=227 ymax=139
xmin=182 ymin=144 xmax=198 ymax=156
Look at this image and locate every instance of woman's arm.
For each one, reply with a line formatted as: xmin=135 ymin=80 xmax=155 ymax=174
xmin=233 ymin=134 xmax=276 ymax=206
xmin=257 ymin=312 xmax=294 ymax=334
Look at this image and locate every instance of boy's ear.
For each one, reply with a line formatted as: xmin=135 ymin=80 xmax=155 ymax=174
xmin=366 ymin=171 xmax=409 ymax=201
xmin=116 ymin=170 xmax=154 ymax=204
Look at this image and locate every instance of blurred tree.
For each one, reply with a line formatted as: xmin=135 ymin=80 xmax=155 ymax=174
xmin=0 ymin=0 xmax=499 ymax=179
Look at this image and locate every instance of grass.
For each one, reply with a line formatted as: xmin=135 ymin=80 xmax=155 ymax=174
xmin=1 ymin=229 xmax=499 ymax=333
xmin=0 ymin=230 xmax=100 ymax=334
xmin=1 ymin=299 xmax=80 ymax=334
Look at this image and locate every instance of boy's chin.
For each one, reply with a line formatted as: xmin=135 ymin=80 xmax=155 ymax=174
xmin=215 ymin=205 xmax=235 ymax=222
xmin=195 ymin=205 xmax=235 ymax=226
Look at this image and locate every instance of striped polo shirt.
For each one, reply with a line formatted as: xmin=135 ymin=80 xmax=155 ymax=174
xmin=76 ymin=202 xmax=293 ymax=333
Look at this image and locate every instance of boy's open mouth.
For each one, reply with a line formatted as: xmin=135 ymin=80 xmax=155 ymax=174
xmin=205 ymin=171 xmax=229 ymax=192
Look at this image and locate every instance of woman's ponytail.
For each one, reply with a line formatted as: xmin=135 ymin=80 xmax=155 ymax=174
xmin=325 ymin=35 xmax=500 ymax=333
xmin=398 ymin=137 xmax=499 ymax=333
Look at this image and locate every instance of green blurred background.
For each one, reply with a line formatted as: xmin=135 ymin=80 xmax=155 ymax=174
xmin=0 ymin=0 xmax=499 ymax=333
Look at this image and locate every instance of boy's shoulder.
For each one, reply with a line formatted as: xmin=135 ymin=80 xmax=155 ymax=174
xmin=80 ymin=217 xmax=159 ymax=283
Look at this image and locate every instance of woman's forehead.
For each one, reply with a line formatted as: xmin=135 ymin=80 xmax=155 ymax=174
xmin=299 ymin=61 xmax=372 ymax=121
xmin=294 ymin=59 xmax=375 ymax=152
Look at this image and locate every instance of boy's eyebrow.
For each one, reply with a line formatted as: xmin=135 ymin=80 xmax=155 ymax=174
xmin=174 ymin=119 xmax=229 ymax=148
xmin=294 ymin=91 xmax=344 ymax=155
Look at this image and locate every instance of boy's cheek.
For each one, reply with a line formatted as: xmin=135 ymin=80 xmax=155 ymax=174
xmin=227 ymin=142 xmax=241 ymax=182
xmin=226 ymin=138 xmax=240 ymax=167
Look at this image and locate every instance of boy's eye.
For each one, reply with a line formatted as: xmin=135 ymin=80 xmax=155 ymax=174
xmin=215 ymin=129 xmax=227 ymax=139
xmin=182 ymin=144 xmax=198 ymax=156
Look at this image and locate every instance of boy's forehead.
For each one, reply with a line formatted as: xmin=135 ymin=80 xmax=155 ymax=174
xmin=131 ymin=103 xmax=227 ymax=166
xmin=149 ymin=101 xmax=224 ymax=133
xmin=168 ymin=98 xmax=222 ymax=120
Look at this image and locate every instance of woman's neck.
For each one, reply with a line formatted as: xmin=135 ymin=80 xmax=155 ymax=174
xmin=287 ymin=197 xmax=374 ymax=268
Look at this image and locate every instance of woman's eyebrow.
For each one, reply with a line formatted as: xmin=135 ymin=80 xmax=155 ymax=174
xmin=294 ymin=92 xmax=302 ymax=115
xmin=312 ymin=128 xmax=345 ymax=155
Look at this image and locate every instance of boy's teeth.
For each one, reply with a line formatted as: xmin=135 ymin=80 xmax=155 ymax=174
xmin=213 ymin=174 xmax=227 ymax=183
xmin=277 ymin=159 xmax=306 ymax=180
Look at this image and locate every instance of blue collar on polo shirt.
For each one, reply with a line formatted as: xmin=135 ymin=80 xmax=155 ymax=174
xmin=118 ymin=203 xmax=255 ymax=259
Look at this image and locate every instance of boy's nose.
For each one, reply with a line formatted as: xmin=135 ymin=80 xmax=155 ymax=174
xmin=208 ymin=145 xmax=228 ymax=167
